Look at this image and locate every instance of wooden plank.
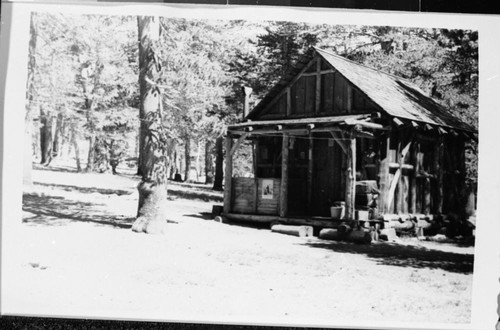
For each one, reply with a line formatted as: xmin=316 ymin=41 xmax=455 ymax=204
xmin=305 ymin=76 xmax=316 ymax=114
xmin=286 ymin=87 xmax=291 ymax=117
xmin=223 ymin=136 xmax=233 ymax=214
xmin=334 ymin=72 xmax=343 ymax=112
xmin=346 ymin=84 xmax=353 ymax=113
xmin=315 ymin=59 xmax=321 ymax=114
xmin=279 ymin=134 xmax=289 ymax=217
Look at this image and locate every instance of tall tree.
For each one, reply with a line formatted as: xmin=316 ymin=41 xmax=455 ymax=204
xmin=131 ymin=16 xmax=168 ymax=234
xmin=24 ymin=13 xmax=38 ymax=184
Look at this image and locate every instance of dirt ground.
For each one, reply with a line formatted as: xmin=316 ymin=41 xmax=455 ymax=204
xmin=3 ymin=164 xmax=474 ymax=328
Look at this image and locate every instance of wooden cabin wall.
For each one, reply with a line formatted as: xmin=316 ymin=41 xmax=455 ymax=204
xmin=258 ymin=57 xmax=378 ymax=120
xmin=442 ymin=135 xmax=467 ymax=215
xmin=231 ymin=177 xmax=280 ymax=215
xmin=376 ymin=127 xmax=468 ymax=217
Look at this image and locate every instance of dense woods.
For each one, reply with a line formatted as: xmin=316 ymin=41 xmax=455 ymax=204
xmin=24 ymin=13 xmax=478 ymax=221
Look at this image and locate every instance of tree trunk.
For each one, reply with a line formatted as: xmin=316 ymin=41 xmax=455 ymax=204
xmin=195 ymin=138 xmax=201 ymax=181
xmin=205 ymin=140 xmax=214 ymax=184
xmin=132 ymin=16 xmax=168 ymax=235
xmin=24 ymin=113 xmax=34 ymax=185
xmin=70 ymin=122 xmax=82 ymax=172
xmin=213 ymin=136 xmax=224 ymax=191
xmin=136 ymin=129 xmax=142 ymax=176
xmin=39 ymin=106 xmax=53 ymax=166
xmin=184 ymin=137 xmax=192 ymax=182
xmin=24 ymin=13 xmax=38 ymax=185
xmin=52 ymin=112 xmax=64 ymax=159
xmin=86 ymin=134 xmax=96 ymax=172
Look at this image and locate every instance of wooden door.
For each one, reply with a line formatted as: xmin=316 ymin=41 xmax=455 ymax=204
xmin=287 ymin=137 xmax=309 ymax=216
xmin=311 ymin=136 xmax=343 ymax=216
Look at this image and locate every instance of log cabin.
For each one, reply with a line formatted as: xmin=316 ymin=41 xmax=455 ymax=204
xmin=223 ymin=47 xmax=476 ymax=231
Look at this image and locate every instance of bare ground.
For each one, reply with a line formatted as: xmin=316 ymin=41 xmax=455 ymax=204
xmin=4 ymin=164 xmax=474 ymax=327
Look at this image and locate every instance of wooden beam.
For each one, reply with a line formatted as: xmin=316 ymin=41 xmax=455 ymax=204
xmin=410 ymin=139 xmax=418 ymax=214
xmin=393 ymin=117 xmax=405 ymax=126
xmin=344 ymin=118 xmax=389 ymax=130
xmin=279 ymin=134 xmax=289 ymax=217
xmin=223 ymin=136 xmax=233 ymax=214
xmin=345 ymin=131 xmax=356 ymax=222
xmin=378 ymin=135 xmax=392 ymax=214
xmin=301 ymin=69 xmax=335 ymax=77
xmin=253 ymin=140 xmax=259 ymax=214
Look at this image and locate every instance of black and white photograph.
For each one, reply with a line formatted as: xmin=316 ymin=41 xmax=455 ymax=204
xmin=1 ymin=2 xmax=499 ymax=330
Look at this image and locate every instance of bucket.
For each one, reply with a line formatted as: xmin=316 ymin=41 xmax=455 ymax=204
xmin=330 ymin=206 xmax=343 ymax=219
xmin=332 ymin=201 xmax=345 ymax=219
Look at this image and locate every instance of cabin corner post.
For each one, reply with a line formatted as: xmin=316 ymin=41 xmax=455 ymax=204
xmin=223 ymin=135 xmax=233 ymax=215
xmin=435 ymin=135 xmax=445 ymax=214
xmin=279 ymin=133 xmax=289 ymax=217
xmin=345 ymin=131 xmax=356 ymax=221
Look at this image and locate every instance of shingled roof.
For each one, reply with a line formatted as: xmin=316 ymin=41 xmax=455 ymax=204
xmin=247 ymin=47 xmax=476 ymax=133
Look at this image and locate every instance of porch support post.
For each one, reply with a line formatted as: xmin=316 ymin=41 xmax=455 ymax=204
xmin=307 ymin=133 xmax=314 ymax=211
xmin=279 ymin=133 xmax=289 ymax=217
xmin=345 ymin=131 xmax=356 ymax=222
xmin=253 ymin=140 xmax=259 ymax=214
xmin=410 ymin=140 xmax=418 ymax=214
xmin=435 ymin=135 xmax=445 ymax=214
xmin=223 ymin=135 xmax=233 ymax=214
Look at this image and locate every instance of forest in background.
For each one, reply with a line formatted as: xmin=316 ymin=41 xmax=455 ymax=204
xmin=24 ymin=13 xmax=478 ymax=191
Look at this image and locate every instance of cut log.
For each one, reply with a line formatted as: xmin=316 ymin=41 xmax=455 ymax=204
xmin=271 ymin=224 xmax=313 ymax=238
xmin=319 ymin=228 xmax=343 ymax=241
xmin=393 ymin=220 xmax=415 ymax=230
xmin=337 ymin=222 xmax=352 ymax=235
xmin=344 ymin=229 xmax=372 ymax=244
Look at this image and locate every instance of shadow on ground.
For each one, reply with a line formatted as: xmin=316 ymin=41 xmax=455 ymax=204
xmin=34 ymin=182 xmax=132 ymax=196
xmin=23 ymin=193 xmax=134 ymax=229
xmin=167 ymin=189 xmax=223 ymax=202
xmin=300 ymin=240 xmax=474 ymax=274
